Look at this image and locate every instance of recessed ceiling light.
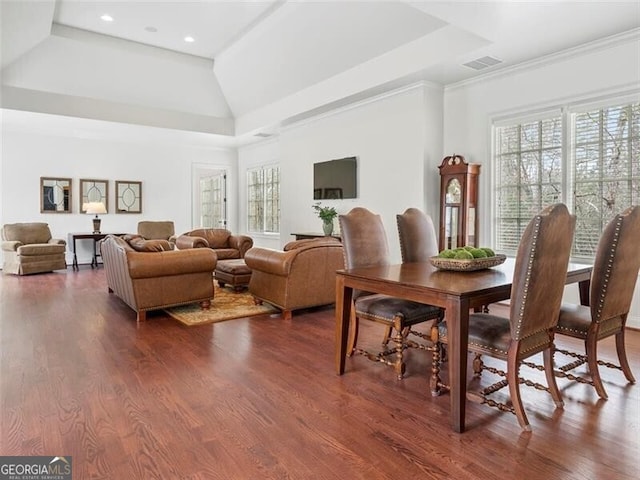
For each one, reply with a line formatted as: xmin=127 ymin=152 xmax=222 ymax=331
xmin=145 ymin=26 xmax=158 ymax=33
xmin=184 ymin=36 xmax=195 ymax=43
xmin=100 ymin=14 xmax=113 ymax=22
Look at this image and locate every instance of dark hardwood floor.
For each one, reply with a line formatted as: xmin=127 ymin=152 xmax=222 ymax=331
xmin=1 ymin=268 xmax=638 ymax=479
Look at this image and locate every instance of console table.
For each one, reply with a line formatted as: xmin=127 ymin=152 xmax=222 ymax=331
xmin=68 ymin=232 xmax=125 ymax=271
xmin=291 ymin=232 xmax=342 ymax=241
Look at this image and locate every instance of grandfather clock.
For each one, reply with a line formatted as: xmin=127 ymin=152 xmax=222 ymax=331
xmin=438 ymin=154 xmax=480 ymax=251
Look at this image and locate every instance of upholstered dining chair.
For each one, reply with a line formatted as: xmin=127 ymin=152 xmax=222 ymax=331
xmin=339 ymin=207 xmax=443 ymax=380
xmin=431 ymin=203 xmax=575 ymax=431
xmin=391 ymin=208 xmax=444 ymax=346
xmin=554 ymin=205 xmax=640 ymax=399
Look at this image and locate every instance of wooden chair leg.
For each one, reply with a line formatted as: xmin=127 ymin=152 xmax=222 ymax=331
xmin=507 ymin=354 xmax=531 ymax=432
xmin=347 ymin=308 xmax=359 ymax=357
xmin=381 ymin=325 xmax=392 ymax=346
xmin=391 ymin=325 xmax=405 ymax=380
xmin=473 ymin=353 xmax=484 ymax=377
xmin=430 ymin=342 xmax=442 ymax=396
xmin=615 ymin=329 xmax=636 ymax=383
xmin=544 ymin=347 xmax=564 ymax=407
xmin=586 ymin=335 xmax=608 ymax=399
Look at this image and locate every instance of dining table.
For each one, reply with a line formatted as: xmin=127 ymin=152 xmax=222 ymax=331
xmin=334 ymin=257 xmax=592 ymax=433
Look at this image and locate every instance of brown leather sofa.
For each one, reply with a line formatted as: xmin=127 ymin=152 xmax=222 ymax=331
xmin=100 ymin=234 xmax=217 ymax=322
xmin=175 ymin=228 xmax=253 ymax=260
xmin=1 ymin=222 xmax=67 ymax=275
xmin=244 ymin=237 xmax=344 ymax=320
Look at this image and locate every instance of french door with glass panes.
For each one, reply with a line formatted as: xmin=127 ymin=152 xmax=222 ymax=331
xmin=196 ymin=170 xmax=227 ymax=228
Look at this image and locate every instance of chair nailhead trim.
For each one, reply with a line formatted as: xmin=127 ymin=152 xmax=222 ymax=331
xmin=516 ymin=215 xmax=541 ymax=337
xmin=595 ymin=215 xmax=621 ymax=323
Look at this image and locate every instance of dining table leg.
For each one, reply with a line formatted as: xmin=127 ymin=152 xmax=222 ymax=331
xmin=578 ymin=278 xmax=591 ymax=306
xmin=445 ymin=296 xmax=470 ymax=433
xmin=335 ymin=276 xmax=353 ymax=375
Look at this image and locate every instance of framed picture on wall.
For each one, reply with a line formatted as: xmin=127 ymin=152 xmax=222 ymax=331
xmin=115 ymin=180 xmax=142 ymax=213
xmin=80 ymin=179 xmax=108 ymax=213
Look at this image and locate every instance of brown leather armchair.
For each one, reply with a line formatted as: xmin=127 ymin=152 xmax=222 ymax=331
xmin=175 ymin=228 xmax=253 ymax=260
xmin=1 ymin=222 xmax=67 ymax=275
xmin=100 ymin=234 xmax=217 ymax=322
xmin=244 ymin=238 xmax=344 ymax=320
xmin=137 ymin=221 xmax=177 ymax=247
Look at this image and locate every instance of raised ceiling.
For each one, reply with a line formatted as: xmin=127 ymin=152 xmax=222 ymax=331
xmin=1 ymin=1 xmax=639 ymax=145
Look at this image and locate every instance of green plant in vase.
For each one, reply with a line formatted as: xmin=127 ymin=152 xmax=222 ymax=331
xmin=313 ymin=202 xmax=338 ymax=236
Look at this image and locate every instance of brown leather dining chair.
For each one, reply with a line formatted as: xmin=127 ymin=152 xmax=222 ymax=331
xmin=391 ymin=207 xmax=445 ymax=345
xmin=554 ymin=205 xmax=640 ymax=399
xmin=431 ymin=203 xmax=576 ymax=431
xmin=339 ymin=207 xmax=443 ymax=380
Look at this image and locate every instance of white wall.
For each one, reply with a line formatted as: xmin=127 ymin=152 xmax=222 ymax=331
xmin=240 ymin=82 xmax=443 ymax=261
xmin=1 ymin=123 xmax=236 ymax=266
xmin=443 ymin=35 xmax=640 ymax=327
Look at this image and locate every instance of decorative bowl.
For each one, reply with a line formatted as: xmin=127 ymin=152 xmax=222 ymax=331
xmin=430 ymin=254 xmax=507 ymax=272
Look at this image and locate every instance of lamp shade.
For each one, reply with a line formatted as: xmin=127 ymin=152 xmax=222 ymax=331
xmin=84 ymin=202 xmax=107 ymax=215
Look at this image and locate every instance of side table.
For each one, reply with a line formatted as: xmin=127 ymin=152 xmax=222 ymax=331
xmin=68 ymin=232 xmax=125 ymax=271
xmin=291 ymin=232 xmax=341 ymax=241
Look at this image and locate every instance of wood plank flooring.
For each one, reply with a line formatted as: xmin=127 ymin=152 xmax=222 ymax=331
xmin=1 ymin=268 xmax=638 ymax=479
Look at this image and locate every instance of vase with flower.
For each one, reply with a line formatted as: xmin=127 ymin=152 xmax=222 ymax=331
xmin=312 ymin=202 xmax=338 ymax=236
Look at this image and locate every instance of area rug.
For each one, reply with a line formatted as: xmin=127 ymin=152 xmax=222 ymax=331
xmin=164 ymin=286 xmax=278 ymax=326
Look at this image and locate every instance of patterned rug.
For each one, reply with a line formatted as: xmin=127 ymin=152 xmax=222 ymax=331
xmin=164 ymin=285 xmax=278 ymax=326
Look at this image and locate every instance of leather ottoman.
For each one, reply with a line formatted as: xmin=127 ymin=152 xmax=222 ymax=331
xmin=214 ymin=258 xmax=252 ymax=291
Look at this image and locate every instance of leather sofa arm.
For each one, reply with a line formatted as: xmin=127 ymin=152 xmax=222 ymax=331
xmin=228 ymin=235 xmax=254 ymax=257
xmin=175 ymin=235 xmax=209 ymax=250
xmin=48 ymin=238 xmax=66 ymax=246
xmin=1 ymin=240 xmax=22 ymax=252
xmin=244 ymin=248 xmax=294 ymax=276
xmin=284 ymin=237 xmax=340 ymax=251
xmin=127 ymin=249 xmax=217 ymax=279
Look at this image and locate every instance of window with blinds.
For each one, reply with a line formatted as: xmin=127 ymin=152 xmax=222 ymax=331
xmin=494 ymin=99 xmax=639 ymax=260
xmin=247 ymin=165 xmax=280 ymax=234
xmin=494 ymin=115 xmax=563 ymax=252
xmin=572 ymin=103 xmax=640 ymax=257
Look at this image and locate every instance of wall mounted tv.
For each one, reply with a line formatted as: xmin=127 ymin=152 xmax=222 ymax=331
xmin=313 ymin=157 xmax=357 ymax=200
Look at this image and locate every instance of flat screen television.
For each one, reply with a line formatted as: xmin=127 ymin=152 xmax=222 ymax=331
xmin=313 ymin=157 xmax=357 ymax=200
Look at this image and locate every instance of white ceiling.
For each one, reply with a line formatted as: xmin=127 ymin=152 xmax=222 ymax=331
xmin=1 ymin=0 xmax=639 ymax=144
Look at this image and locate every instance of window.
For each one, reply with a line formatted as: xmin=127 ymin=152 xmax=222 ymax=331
xmin=494 ymin=98 xmax=639 ymax=259
xmin=495 ymin=115 xmax=563 ymax=252
xmin=247 ymin=165 xmax=280 ymax=233
xmin=572 ymin=103 xmax=640 ymax=257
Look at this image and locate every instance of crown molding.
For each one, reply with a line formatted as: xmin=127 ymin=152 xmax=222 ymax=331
xmin=446 ymin=28 xmax=640 ymax=92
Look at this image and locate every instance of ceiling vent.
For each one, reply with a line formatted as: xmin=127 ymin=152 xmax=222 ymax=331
xmin=462 ymin=56 xmax=502 ymax=71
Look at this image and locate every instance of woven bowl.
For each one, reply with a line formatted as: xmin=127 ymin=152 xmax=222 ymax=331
xmin=430 ymin=253 xmax=507 ymax=272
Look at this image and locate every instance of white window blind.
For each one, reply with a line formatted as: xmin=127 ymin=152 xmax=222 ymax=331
xmin=247 ymin=165 xmax=280 ymax=234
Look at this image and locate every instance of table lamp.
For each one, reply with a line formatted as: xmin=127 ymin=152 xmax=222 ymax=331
xmin=84 ymin=202 xmax=107 ymax=233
